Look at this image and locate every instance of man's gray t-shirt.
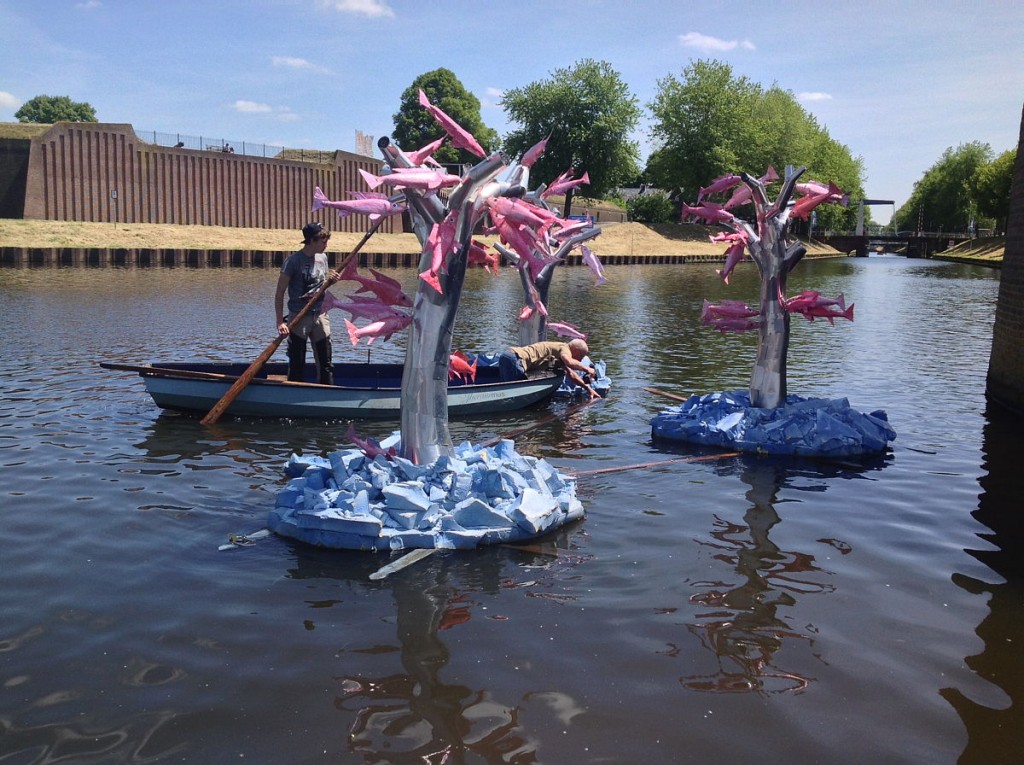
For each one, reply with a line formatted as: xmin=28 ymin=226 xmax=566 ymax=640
xmin=280 ymin=250 xmax=329 ymax=315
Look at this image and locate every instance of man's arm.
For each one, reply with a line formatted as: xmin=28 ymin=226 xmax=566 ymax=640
xmin=274 ymin=272 xmax=290 ymax=335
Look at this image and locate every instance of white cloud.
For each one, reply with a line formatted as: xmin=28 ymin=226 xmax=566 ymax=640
xmin=231 ymin=100 xmax=273 ymax=113
xmin=319 ymin=0 xmax=395 ymax=18
xmin=679 ymin=32 xmax=756 ymax=53
xmin=0 ymin=91 xmax=22 ymax=110
xmin=75 ymin=0 xmax=102 ymax=9
xmin=272 ymin=56 xmax=332 ymax=75
xmin=797 ymin=92 xmax=833 ymax=102
xmin=481 ymin=87 xmax=504 ymax=109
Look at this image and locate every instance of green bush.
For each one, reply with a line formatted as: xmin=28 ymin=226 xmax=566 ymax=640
xmin=627 ymin=191 xmax=675 ymax=223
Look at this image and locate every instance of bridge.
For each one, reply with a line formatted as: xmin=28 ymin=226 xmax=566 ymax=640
xmin=820 ymin=232 xmax=973 ymax=258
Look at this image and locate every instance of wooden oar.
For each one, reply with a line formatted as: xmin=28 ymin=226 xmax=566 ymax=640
xmin=644 ymin=386 xmax=689 ymax=403
xmin=200 ymin=218 xmax=386 ymax=425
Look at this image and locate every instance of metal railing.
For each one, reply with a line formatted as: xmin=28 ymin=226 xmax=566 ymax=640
xmin=133 ymin=129 xmax=341 ymax=164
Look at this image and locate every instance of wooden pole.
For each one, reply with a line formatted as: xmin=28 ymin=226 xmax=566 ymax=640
xmin=200 ymin=218 xmax=385 ymax=425
xmin=644 ymin=387 xmax=689 ymax=403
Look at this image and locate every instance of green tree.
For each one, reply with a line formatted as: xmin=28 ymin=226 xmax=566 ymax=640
xmin=894 ymin=142 xmax=993 ymax=233
xmin=627 ymin=191 xmax=674 ymax=223
xmin=971 ymin=148 xmax=1016 ymax=233
xmin=392 ymin=69 xmax=498 ymax=167
xmin=646 ymin=60 xmax=865 ymax=230
xmin=501 ymin=58 xmax=641 ymax=216
xmin=15 ymin=94 xmax=97 ymax=123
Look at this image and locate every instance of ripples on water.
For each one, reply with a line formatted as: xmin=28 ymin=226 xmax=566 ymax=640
xmin=0 ymin=255 xmax=1018 ymax=763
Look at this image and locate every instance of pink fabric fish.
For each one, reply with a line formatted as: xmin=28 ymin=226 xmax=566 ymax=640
xmin=344 ymin=312 xmax=413 ymax=346
xmin=697 ymin=173 xmax=742 ymax=203
xmin=359 ymin=167 xmax=462 ymax=192
xmin=336 ymin=258 xmax=413 ymax=307
xmin=311 ymin=186 xmax=406 ymax=220
xmin=520 ymin=135 xmax=550 ymax=168
xmin=546 ymin=321 xmax=588 ymax=340
xmin=448 ymin=351 xmax=478 ymax=383
xmin=418 ymin=89 xmax=487 ymax=158
xmin=401 ymin=136 xmax=445 ymax=168
xmin=581 ymin=245 xmax=607 ymax=286
xmin=346 ymin=423 xmax=397 ymax=460
xmin=541 ymin=170 xmax=590 ymax=199
xmin=680 ymin=201 xmax=735 ymax=225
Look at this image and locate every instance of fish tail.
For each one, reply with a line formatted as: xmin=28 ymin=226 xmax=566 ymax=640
xmin=344 ymin=319 xmax=361 ymax=346
xmin=311 ymin=186 xmax=327 ymax=212
xmin=419 ymin=269 xmax=443 ymax=294
xmin=358 ymin=168 xmax=382 ymax=190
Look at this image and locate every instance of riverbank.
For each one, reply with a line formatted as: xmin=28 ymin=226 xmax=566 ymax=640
xmin=0 ymin=219 xmax=845 ymax=266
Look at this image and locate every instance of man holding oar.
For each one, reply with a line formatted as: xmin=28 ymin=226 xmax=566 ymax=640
xmin=274 ymin=222 xmax=335 ymax=385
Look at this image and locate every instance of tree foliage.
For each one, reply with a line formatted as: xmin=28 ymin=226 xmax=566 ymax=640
xmin=501 ymin=59 xmax=641 ymax=215
xmin=646 ymin=60 xmax=865 ymax=230
xmin=15 ymin=94 xmax=97 ymax=123
xmin=627 ymin=191 xmax=674 ymax=223
xmin=893 ymin=142 xmax=993 ymax=233
xmin=971 ymin=148 xmax=1016 ymax=233
xmin=391 ymin=69 xmax=499 ymax=167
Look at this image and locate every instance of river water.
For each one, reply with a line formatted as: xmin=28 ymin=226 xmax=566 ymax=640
xmin=0 ymin=254 xmax=1019 ymax=764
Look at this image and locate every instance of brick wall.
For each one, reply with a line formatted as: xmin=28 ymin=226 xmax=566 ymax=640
xmin=987 ymin=104 xmax=1024 ymax=413
xmin=17 ymin=122 xmax=399 ymax=234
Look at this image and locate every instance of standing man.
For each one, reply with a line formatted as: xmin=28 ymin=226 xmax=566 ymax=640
xmin=275 ymin=222 xmax=334 ymax=385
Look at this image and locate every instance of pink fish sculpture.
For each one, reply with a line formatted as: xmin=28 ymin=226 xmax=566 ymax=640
xmin=344 ymin=312 xmax=413 ymax=346
xmin=312 ymin=187 xmax=406 ymax=220
xmin=418 ymin=89 xmax=487 ymax=158
xmin=680 ymin=201 xmax=735 ymax=225
xmin=521 ymin=134 xmax=550 ymax=168
xmin=791 ymin=181 xmax=846 ymax=220
xmin=697 ymin=173 xmax=742 ymax=203
xmin=336 ymin=258 xmax=413 ymax=307
xmin=723 ymin=166 xmax=779 ymax=210
xmin=795 ymin=179 xmax=848 ymax=204
xmin=717 ymin=241 xmax=747 ymax=284
xmin=779 ymin=289 xmax=854 ymax=325
xmin=346 ymin=423 xmax=397 ymax=460
xmin=546 ymin=320 xmax=588 ymax=340
xmin=467 ymin=239 xmax=499 ymax=274
xmin=701 ymin=300 xmax=761 ymax=333
xmin=359 ymin=167 xmax=462 ymax=193
xmin=541 ymin=170 xmax=590 ymax=199
xmin=421 ymin=212 xmax=459 ymax=294
xmin=581 ymin=245 xmax=607 ymax=286
xmin=322 ymin=292 xmax=406 ymax=322
xmin=448 ymin=351 xmax=478 ymax=383
xmin=401 ymin=136 xmax=445 ymax=168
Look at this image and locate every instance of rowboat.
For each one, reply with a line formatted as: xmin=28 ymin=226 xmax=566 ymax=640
xmin=100 ymin=361 xmax=563 ymax=419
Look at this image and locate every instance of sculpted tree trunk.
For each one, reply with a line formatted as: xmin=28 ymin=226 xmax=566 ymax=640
xmin=737 ymin=168 xmax=807 ymax=408
xmin=379 ymin=139 xmax=510 ymax=464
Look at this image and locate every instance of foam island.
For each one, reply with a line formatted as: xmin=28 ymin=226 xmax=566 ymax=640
xmin=268 ymin=436 xmax=583 ymax=550
xmin=650 ymin=390 xmax=897 ymax=457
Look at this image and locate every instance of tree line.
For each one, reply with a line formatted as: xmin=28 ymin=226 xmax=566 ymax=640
xmin=15 ymin=60 xmax=1016 ymax=233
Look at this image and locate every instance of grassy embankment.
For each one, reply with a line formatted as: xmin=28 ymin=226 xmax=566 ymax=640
xmin=0 ymin=214 xmax=843 ymax=259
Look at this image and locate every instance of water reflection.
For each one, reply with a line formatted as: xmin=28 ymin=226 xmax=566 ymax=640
xmin=943 ymin=403 xmax=1024 ymax=764
xmin=287 ymin=531 xmax=587 ymax=763
xmin=682 ymin=455 xmax=888 ymax=694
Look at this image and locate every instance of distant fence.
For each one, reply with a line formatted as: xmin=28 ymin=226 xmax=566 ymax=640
xmin=133 ymin=129 xmax=361 ymax=164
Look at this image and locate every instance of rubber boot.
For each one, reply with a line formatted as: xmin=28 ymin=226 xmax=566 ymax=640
xmin=286 ymin=335 xmax=307 ymax=382
xmin=313 ymin=337 xmax=334 ymax=386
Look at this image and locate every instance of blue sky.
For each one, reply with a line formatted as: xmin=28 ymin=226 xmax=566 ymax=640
xmin=2 ymin=0 xmax=1022 ymax=225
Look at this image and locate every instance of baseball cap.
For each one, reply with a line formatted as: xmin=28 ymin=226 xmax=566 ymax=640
xmin=301 ymin=222 xmax=325 ymax=243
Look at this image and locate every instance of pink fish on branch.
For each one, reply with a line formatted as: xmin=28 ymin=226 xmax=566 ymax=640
xmin=344 ymin=311 xmax=413 ymax=346
xmin=580 ymin=245 xmax=607 ymax=286
xmin=334 ymin=258 xmax=413 ymax=307
xmin=779 ymin=289 xmax=854 ymax=325
xmin=520 ymin=134 xmax=550 ymax=168
xmin=723 ymin=166 xmax=779 ymax=210
xmin=795 ymin=180 xmax=850 ymax=206
xmin=700 ymin=299 xmax=761 ymax=333
xmin=312 ymin=187 xmax=406 ymax=220
xmin=321 ymin=290 xmax=409 ymax=323
xmin=697 ymin=173 xmax=743 ymax=203
xmin=400 ymin=136 xmax=446 ymax=168
xmin=540 ymin=169 xmax=591 ymax=199
xmin=467 ymin=239 xmax=499 ymax=275
xmin=680 ymin=201 xmax=736 ymax=225
xmin=791 ymin=181 xmax=847 ymax=220
xmin=418 ymin=89 xmax=487 ymax=158
xmin=420 ymin=212 xmax=459 ymax=294
xmin=358 ymin=167 xmax=462 ymax=193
